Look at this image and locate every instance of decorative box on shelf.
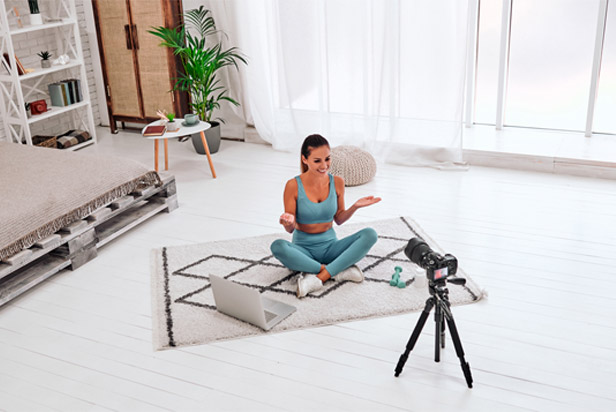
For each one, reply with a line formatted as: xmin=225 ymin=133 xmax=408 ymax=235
xmin=31 ymin=135 xmax=57 ymax=148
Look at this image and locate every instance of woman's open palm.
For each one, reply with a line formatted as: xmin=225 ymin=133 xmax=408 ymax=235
xmin=355 ymin=196 xmax=382 ymax=208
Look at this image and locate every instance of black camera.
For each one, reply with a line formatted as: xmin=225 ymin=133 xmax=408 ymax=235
xmin=404 ymin=237 xmax=458 ymax=283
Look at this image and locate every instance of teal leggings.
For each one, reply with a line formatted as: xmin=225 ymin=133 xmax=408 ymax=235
xmin=270 ymin=227 xmax=377 ymax=277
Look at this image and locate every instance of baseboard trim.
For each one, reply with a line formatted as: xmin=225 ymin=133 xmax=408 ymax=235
xmin=464 ymin=149 xmax=616 ymax=180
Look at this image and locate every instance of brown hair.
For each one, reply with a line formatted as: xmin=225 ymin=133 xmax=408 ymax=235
xmin=300 ymin=134 xmax=330 ymax=173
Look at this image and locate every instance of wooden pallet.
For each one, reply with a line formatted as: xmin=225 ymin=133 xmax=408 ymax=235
xmin=0 ymin=173 xmax=178 ymax=307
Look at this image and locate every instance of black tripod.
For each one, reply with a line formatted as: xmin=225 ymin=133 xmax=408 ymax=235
xmin=394 ymin=277 xmax=473 ymax=388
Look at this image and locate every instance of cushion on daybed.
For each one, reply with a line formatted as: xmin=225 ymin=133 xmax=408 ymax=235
xmin=0 ymin=142 xmax=160 ymax=260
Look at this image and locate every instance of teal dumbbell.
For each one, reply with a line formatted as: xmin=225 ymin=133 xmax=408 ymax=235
xmin=390 ymin=266 xmax=406 ymax=288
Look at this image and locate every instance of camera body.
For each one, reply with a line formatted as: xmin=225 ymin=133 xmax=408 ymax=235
xmin=404 ymin=237 xmax=458 ymax=283
xmin=30 ymin=99 xmax=47 ymax=115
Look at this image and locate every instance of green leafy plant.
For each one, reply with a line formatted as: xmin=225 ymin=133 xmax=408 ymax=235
xmin=28 ymin=0 xmax=40 ymax=14
xmin=148 ymin=6 xmax=247 ymax=123
xmin=156 ymin=109 xmax=175 ymax=122
xmin=37 ymin=51 xmax=51 ymax=60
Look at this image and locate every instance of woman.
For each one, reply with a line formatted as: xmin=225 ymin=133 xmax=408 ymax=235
xmin=271 ymin=134 xmax=381 ymax=297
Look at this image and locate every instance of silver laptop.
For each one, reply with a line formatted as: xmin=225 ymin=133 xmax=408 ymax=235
xmin=210 ymin=274 xmax=296 ymax=331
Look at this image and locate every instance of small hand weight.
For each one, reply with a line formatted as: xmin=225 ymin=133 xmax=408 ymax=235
xmin=390 ymin=266 xmax=406 ymax=288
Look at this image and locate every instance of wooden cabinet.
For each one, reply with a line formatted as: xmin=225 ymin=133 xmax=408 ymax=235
xmin=92 ymin=0 xmax=188 ymax=133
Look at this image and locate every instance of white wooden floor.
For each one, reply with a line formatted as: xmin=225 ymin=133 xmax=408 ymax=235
xmin=1 ymin=128 xmax=615 ymax=412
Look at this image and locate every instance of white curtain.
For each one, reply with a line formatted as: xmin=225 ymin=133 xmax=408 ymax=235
xmin=229 ymin=0 xmax=470 ymax=167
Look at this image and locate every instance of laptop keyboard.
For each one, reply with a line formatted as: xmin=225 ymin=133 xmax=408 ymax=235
xmin=264 ymin=310 xmax=277 ymax=322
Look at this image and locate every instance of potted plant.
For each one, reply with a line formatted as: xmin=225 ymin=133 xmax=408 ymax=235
xmin=37 ymin=51 xmax=52 ymax=68
xmin=157 ymin=110 xmax=179 ymax=132
xmin=148 ymin=6 xmax=247 ymax=154
xmin=28 ymin=0 xmax=42 ymax=25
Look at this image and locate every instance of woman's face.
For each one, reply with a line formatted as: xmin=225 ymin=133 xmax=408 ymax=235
xmin=302 ymin=145 xmax=331 ymax=175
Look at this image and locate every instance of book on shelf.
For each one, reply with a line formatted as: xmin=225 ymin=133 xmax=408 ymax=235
xmin=48 ymin=83 xmax=65 ymax=107
xmin=67 ymin=80 xmax=76 ymax=103
xmin=69 ymin=78 xmax=82 ymax=101
xmin=48 ymin=79 xmax=84 ymax=107
xmin=61 ymin=81 xmax=72 ymax=105
xmin=143 ymin=125 xmax=166 ymax=137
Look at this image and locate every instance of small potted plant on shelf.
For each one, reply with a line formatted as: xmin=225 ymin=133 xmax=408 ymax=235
xmin=149 ymin=6 xmax=247 ymax=154
xmin=157 ymin=109 xmax=178 ymax=132
xmin=28 ymin=0 xmax=43 ymax=25
xmin=37 ymin=51 xmax=52 ymax=68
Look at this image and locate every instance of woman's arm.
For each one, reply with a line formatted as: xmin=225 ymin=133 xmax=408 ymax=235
xmin=333 ymin=176 xmax=381 ymax=225
xmin=280 ymin=179 xmax=298 ymax=233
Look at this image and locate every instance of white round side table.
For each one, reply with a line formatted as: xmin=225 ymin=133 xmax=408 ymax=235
xmin=141 ymin=120 xmax=216 ymax=178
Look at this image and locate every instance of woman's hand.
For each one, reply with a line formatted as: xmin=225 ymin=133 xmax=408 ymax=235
xmin=354 ymin=196 xmax=382 ymax=209
xmin=334 ymin=195 xmax=382 ymax=226
xmin=279 ymin=212 xmax=295 ymax=226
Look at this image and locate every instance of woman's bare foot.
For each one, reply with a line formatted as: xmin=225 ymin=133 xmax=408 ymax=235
xmin=317 ymin=265 xmax=331 ymax=283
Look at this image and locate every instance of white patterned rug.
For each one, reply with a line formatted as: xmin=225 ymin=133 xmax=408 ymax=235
xmin=150 ymin=216 xmax=484 ymax=350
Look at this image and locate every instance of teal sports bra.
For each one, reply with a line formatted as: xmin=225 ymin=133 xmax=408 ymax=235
xmin=295 ymin=174 xmax=338 ymax=224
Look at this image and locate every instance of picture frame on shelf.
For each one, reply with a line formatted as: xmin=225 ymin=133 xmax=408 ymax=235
xmin=2 ymin=53 xmax=25 ymax=75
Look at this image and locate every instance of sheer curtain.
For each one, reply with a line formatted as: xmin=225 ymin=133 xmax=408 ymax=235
xmin=232 ymin=0 xmax=470 ymax=167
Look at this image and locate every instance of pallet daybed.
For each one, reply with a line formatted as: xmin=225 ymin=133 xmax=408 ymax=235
xmin=0 ymin=142 xmax=177 ymax=306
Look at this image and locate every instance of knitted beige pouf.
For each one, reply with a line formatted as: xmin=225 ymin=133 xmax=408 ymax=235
xmin=330 ymin=145 xmax=377 ymax=186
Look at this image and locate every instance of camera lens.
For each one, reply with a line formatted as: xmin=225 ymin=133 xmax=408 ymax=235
xmin=404 ymin=237 xmax=431 ymax=266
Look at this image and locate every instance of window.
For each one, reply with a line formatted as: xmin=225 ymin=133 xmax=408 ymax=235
xmin=472 ymin=0 xmax=616 ymax=135
xmin=506 ymin=0 xmax=599 ymax=131
xmin=475 ymin=0 xmax=503 ymax=124
xmin=594 ymin=2 xmax=616 ymax=134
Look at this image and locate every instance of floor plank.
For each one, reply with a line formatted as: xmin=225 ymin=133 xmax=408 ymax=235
xmin=1 ymin=127 xmax=615 ymax=411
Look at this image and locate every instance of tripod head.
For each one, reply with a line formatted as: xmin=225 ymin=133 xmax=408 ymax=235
xmin=428 ymin=276 xmax=466 ymax=295
xmin=428 ymin=276 xmax=466 ymax=299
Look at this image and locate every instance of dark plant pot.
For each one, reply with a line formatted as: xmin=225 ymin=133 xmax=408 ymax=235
xmin=41 ymin=60 xmax=51 ymax=68
xmin=191 ymin=121 xmax=220 ymax=154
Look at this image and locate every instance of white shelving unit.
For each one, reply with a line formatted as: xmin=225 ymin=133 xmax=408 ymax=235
xmin=0 ymin=0 xmax=96 ymax=149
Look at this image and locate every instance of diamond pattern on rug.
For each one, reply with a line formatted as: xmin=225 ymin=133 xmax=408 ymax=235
xmin=151 ymin=216 xmax=485 ymax=350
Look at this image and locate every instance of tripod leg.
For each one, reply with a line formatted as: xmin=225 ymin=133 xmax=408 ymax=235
xmin=443 ymin=307 xmax=474 ymax=388
xmin=441 ymin=313 xmax=446 ymax=349
xmin=394 ymin=298 xmax=435 ymax=377
xmin=434 ymin=303 xmax=441 ymax=362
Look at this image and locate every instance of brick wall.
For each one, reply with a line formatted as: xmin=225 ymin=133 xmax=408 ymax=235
xmin=0 ymin=0 xmax=102 ymax=142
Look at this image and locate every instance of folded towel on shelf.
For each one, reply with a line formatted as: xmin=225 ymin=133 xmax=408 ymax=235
xmin=56 ymin=129 xmax=91 ymax=149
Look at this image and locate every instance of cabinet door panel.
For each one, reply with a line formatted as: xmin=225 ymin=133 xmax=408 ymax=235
xmin=95 ymin=0 xmax=141 ymax=117
xmin=131 ymin=0 xmax=175 ymax=118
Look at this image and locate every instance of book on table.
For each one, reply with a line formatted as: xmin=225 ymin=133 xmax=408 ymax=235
xmin=143 ymin=125 xmax=167 ymax=137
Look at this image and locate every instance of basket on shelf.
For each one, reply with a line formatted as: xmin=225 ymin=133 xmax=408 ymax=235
xmin=31 ymin=135 xmax=57 ymax=148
